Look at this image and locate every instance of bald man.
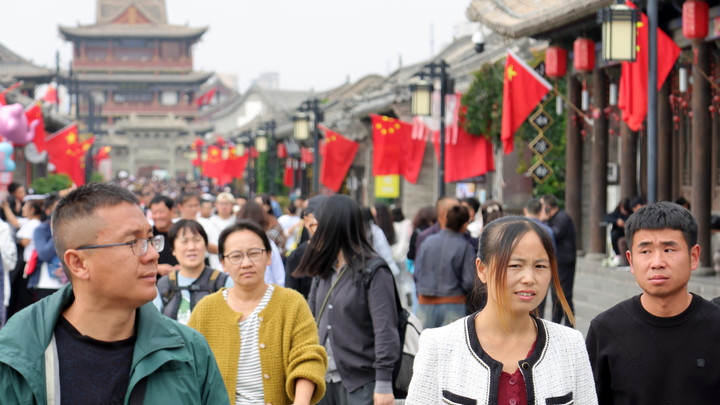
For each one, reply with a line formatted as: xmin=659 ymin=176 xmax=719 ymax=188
xmin=0 ymin=183 xmax=228 ymax=404
xmin=414 ymin=196 xmax=460 ymax=255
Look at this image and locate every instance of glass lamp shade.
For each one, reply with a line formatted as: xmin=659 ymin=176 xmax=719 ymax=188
xmin=410 ymin=80 xmax=433 ymax=116
xmin=599 ymin=3 xmax=637 ymax=62
xmin=293 ymin=113 xmax=310 ymax=141
xmin=255 ymin=136 xmax=268 ymax=153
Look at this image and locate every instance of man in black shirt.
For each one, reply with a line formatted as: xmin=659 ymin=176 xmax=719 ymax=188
xmin=149 ymin=195 xmax=178 ymax=277
xmin=541 ymin=194 xmax=576 ymax=326
xmin=0 ymin=183 xmax=228 ymax=404
xmin=586 ymin=202 xmax=720 ymax=404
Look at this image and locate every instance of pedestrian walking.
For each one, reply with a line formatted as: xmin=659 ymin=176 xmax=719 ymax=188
xmin=0 ymin=183 xmax=228 ymax=404
xmin=586 ymin=202 xmax=720 ymax=404
xmin=189 ymin=220 xmax=327 ymax=405
xmin=540 ymin=194 xmax=576 ymax=326
xmin=406 ymin=216 xmax=596 ymax=405
xmin=296 ymin=195 xmax=399 ymax=405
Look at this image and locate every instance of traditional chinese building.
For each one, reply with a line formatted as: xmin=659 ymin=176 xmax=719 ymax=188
xmin=58 ymin=0 xmax=213 ymax=177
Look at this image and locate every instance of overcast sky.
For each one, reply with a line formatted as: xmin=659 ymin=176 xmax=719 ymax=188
xmin=1 ymin=0 xmax=472 ymax=92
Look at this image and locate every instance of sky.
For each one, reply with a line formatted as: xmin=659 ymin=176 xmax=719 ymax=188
xmin=1 ymin=0 xmax=473 ymax=92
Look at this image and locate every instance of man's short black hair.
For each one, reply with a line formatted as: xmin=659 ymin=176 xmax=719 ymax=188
xmin=625 ymin=201 xmax=698 ymax=250
xmin=149 ymin=195 xmax=174 ymax=210
xmin=542 ymin=194 xmax=559 ymax=209
xmin=7 ymin=182 xmax=21 ymax=195
xmin=525 ymin=198 xmax=543 ymax=216
xmin=630 ymin=195 xmax=647 ymax=208
xmin=463 ymin=197 xmax=481 ymax=214
xmin=52 ymin=183 xmax=140 ymax=278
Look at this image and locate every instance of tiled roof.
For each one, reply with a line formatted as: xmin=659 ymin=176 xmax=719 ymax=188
xmin=76 ymin=71 xmax=212 ymax=83
xmin=466 ymin=0 xmax=613 ymax=38
xmin=0 ymin=43 xmax=54 ymax=81
xmin=59 ymin=23 xmax=207 ymax=39
xmin=98 ymin=0 xmax=167 ymax=24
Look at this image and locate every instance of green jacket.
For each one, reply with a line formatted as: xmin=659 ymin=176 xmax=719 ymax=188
xmin=0 ymin=284 xmax=229 ymax=405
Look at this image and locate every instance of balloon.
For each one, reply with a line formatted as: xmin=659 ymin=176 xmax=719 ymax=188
xmin=0 ymin=142 xmax=15 ymax=172
xmin=0 ymin=103 xmax=37 ymax=145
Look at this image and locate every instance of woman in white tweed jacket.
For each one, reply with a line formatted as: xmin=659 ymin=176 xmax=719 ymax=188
xmin=406 ymin=216 xmax=597 ymax=405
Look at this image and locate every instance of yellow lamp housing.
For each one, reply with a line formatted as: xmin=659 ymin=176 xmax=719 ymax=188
xmin=599 ymin=2 xmax=638 ymax=62
xmin=293 ymin=112 xmax=310 ymax=141
xmin=410 ymin=80 xmax=433 ymax=116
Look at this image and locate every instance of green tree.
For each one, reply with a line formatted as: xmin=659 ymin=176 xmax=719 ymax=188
xmin=30 ymin=173 xmax=72 ymax=194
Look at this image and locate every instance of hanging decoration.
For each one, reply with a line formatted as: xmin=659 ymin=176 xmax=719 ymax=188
xmin=683 ymin=0 xmax=709 ymax=40
xmin=573 ymin=38 xmax=595 ymax=73
xmin=546 ymin=47 xmax=567 ymax=78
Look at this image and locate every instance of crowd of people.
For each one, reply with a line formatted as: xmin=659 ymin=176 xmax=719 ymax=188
xmin=0 ymin=178 xmax=718 ymax=404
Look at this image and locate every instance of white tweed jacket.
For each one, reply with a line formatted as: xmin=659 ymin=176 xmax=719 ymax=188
xmin=406 ymin=315 xmax=598 ymax=405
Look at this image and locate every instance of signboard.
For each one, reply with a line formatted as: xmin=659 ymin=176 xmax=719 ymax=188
xmin=374 ymin=175 xmax=400 ymax=198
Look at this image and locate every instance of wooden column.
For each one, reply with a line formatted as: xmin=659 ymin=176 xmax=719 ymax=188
xmin=692 ymin=42 xmax=712 ymax=267
xmin=565 ymin=74 xmax=583 ymax=246
xmin=590 ymin=69 xmax=608 ymax=254
xmin=620 ymin=122 xmax=638 ymax=200
xmin=657 ymin=79 xmax=672 ymax=201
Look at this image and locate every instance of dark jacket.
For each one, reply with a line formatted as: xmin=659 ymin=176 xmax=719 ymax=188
xmin=156 ymin=267 xmax=228 ymax=319
xmin=308 ymin=257 xmax=400 ymax=392
xmin=545 ymin=209 xmax=576 ymax=265
xmin=285 ymin=241 xmax=313 ymax=299
xmin=414 ymin=230 xmax=476 ymax=297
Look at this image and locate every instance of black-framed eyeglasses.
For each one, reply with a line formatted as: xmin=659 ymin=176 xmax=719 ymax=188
xmin=76 ymin=235 xmax=164 ymax=256
xmin=223 ymin=248 xmax=266 ymax=264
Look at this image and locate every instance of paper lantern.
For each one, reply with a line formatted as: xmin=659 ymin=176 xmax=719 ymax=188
xmin=277 ymin=143 xmax=287 ymax=159
xmin=683 ymin=0 xmax=709 ymax=40
xmin=546 ymin=47 xmax=567 ymax=78
xmin=574 ymin=38 xmax=595 ymax=73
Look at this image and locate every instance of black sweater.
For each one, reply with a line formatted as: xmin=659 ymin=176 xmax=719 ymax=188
xmin=586 ymin=294 xmax=720 ymax=404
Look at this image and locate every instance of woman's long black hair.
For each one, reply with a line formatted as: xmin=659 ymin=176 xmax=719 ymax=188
xmin=293 ymin=195 xmax=376 ymax=279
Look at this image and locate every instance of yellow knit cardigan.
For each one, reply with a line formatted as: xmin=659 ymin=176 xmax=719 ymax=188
xmin=188 ymin=286 xmax=328 ymax=405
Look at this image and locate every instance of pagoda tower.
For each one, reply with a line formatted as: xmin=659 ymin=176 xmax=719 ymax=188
xmin=59 ymin=0 xmax=213 ymax=178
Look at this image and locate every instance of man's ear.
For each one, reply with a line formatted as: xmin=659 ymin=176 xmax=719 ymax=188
xmin=64 ymin=250 xmax=90 ymax=281
xmin=690 ymin=244 xmax=701 ymax=272
xmin=476 ymin=258 xmax=487 ymax=284
xmin=626 ymin=249 xmax=635 ymax=274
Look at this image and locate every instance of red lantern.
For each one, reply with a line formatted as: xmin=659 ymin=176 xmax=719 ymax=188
xmin=683 ymin=0 xmax=709 ymax=40
xmin=277 ymin=143 xmax=287 ymax=159
xmin=574 ymin=38 xmax=595 ymax=73
xmin=546 ymin=47 xmax=567 ymax=78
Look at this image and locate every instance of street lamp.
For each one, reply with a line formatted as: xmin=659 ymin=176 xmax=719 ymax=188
xmin=255 ymin=129 xmax=268 ymax=153
xmin=293 ymin=112 xmax=310 ymax=141
xmin=294 ymin=98 xmax=323 ymax=192
xmin=598 ymin=0 xmax=639 ymax=62
xmin=258 ymin=120 xmax=277 ymax=195
xmin=410 ymin=59 xmax=452 ymax=197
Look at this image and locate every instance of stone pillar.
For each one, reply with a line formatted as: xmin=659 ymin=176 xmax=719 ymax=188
xmin=590 ymin=68 xmax=608 ymax=254
xmin=620 ymin=122 xmax=638 ymax=200
xmin=691 ymin=42 xmax=712 ymax=267
xmin=565 ymin=75 xmax=583 ymax=247
xmin=657 ymin=79 xmax=672 ymax=201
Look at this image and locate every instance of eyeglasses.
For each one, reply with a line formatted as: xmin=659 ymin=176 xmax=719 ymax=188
xmin=76 ymin=235 xmax=165 ymax=256
xmin=223 ymin=248 xmax=266 ymax=264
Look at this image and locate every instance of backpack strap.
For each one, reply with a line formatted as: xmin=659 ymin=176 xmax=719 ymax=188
xmin=362 ymin=257 xmax=403 ymax=312
xmin=160 ymin=270 xmax=179 ymax=308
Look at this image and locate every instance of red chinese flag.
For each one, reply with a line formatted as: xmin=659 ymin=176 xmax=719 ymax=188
xmin=219 ymin=146 xmax=249 ymax=185
xmin=319 ymin=127 xmax=359 ymax=192
xmin=618 ymin=1 xmax=680 ymax=131
xmin=25 ymin=103 xmax=47 ymax=152
xmin=300 ymin=147 xmax=313 ymax=164
xmin=46 ymin=124 xmax=84 ymax=185
xmin=501 ymin=50 xmax=551 ymax=154
xmin=283 ymin=159 xmax=295 ymax=188
xmin=95 ymin=146 xmax=111 ymax=162
xmin=398 ymin=119 xmax=424 ymax=184
xmin=195 ymin=87 xmax=217 ymax=106
xmin=445 ymin=106 xmax=495 ymax=182
xmin=202 ymin=145 xmax=224 ymax=179
xmin=371 ymin=114 xmax=403 ymax=175
xmin=0 ymin=91 xmax=6 ymax=106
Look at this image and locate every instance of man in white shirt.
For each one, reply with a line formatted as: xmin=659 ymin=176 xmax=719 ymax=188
xmin=209 ymin=192 xmax=236 ymax=233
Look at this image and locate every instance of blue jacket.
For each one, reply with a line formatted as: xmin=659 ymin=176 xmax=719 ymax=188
xmin=28 ymin=220 xmax=62 ymax=289
xmin=0 ymin=284 xmax=229 ymax=404
xmin=414 ymin=229 xmax=476 ymax=297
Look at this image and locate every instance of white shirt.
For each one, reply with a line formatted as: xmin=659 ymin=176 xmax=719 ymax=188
xmin=16 ymin=218 xmax=41 ymax=262
xmin=0 ymin=220 xmax=17 ymax=307
xmin=196 ymin=216 xmax=222 ymax=271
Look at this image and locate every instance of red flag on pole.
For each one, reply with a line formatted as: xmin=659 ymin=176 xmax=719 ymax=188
xmin=501 ymin=50 xmax=551 ymax=154
xmin=319 ymin=126 xmax=359 ymax=192
xmin=618 ymin=1 xmax=680 ymax=131
xmin=46 ymin=124 xmax=84 ymax=185
xmin=195 ymin=87 xmax=217 ymax=106
xmin=202 ymin=145 xmax=224 ymax=179
xmin=219 ymin=146 xmax=249 ymax=186
xmin=25 ymin=103 xmax=47 ymax=152
xmin=283 ymin=158 xmax=295 ymax=188
xmin=370 ymin=114 xmax=424 ymax=183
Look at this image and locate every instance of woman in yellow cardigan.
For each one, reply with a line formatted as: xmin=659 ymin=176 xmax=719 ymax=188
xmin=189 ymin=220 xmax=327 ymax=405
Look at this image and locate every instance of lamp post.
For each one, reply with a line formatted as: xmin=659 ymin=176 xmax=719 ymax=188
xmin=260 ymin=120 xmax=277 ymax=195
xmin=293 ymin=99 xmax=323 ymax=192
xmin=410 ymin=59 xmax=451 ymax=197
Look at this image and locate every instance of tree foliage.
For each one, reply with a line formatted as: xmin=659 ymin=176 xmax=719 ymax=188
xmin=30 ymin=173 xmax=72 ymax=194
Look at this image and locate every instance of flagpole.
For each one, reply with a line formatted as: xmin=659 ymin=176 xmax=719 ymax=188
xmin=439 ymin=61 xmax=447 ymax=197
xmin=647 ymin=0 xmax=658 ymax=203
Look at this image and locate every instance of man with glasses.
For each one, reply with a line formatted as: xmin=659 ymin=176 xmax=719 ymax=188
xmin=0 ymin=183 xmax=229 ymax=404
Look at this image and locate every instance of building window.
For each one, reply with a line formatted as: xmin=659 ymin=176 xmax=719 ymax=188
xmin=161 ymin=41 xmax=180 ymax=59
xmin=160 ymin=91 xmax=178 ymax=106
xmin=113 ymin=91 xmax=152 ymax=103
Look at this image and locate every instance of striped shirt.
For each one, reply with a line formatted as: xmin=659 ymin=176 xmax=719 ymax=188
xmin=223 ymin=285 xmax=275 ymax=405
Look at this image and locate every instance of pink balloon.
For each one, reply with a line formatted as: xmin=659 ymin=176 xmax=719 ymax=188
xmin=0 ymin=103 xmax=36 ymax=145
